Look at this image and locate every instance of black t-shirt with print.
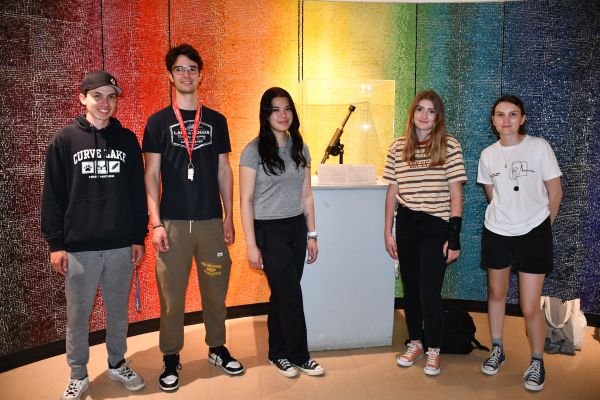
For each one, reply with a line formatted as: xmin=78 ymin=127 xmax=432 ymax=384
xmin=142 ymin=105 xmax=231 ymax=220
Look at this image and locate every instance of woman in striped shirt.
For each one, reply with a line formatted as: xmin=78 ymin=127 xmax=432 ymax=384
xmin=383 ymin=89 xmax=467 ymax=376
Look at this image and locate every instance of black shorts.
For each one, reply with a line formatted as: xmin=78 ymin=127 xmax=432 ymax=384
xmin=480 ymin=217 xmax=553 ymax=274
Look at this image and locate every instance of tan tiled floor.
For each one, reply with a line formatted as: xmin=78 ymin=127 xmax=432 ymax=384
xmin=1 ymin=311 xmax=598 ymax=399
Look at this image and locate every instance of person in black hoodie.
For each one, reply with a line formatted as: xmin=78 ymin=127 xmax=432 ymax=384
xmin=41 ymin=71 xmax=148 ymax=400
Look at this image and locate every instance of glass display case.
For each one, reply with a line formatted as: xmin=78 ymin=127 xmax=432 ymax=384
xmin=300 ymin=79 xmax=395 ymax=175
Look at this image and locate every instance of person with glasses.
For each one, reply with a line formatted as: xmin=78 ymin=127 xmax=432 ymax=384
xmin=42 ymin=71 xmax=148 ymax=400
xmin=143 ymin=43 xmax=244 ymax=392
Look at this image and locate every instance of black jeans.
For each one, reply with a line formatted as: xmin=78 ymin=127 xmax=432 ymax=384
xmin=254 ymin=214 xmax=310 ymax=364
xmin=395 ymin=205 xmax=449 ymax=348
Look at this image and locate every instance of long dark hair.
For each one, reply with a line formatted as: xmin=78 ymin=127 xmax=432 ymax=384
xmin=490 ymin=94 xmax=527 ymax=137
xmin=402 ymin=89 xmax=448 ymax=166
xmin=258 ymin=87 xmax=307 ymax=175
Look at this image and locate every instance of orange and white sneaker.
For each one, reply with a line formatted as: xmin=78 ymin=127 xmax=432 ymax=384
xmin=396 ymin=340 xmax=424 ymax=367
xmin=424 ymin=348 xmax=441 ymax=376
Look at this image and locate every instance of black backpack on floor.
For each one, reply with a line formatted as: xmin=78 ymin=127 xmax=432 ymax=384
xmin=440 ymin=309 xmax=489 ymax=354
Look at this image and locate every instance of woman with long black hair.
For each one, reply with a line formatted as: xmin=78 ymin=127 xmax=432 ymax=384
xmin=383 ymin=89 xmax=467 ymax=376
xmin=240 ymin=87 xmax=324 ymax=378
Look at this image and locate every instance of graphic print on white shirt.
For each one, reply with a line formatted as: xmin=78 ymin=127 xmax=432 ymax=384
xmin=477 ymin=135 xmax=562 ymax=236
xmin=508 ymin=160 xmax=535 ymax=181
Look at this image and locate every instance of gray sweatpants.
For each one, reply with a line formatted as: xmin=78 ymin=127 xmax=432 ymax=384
xmin=65 ymin=247 xmax=133 ymax=379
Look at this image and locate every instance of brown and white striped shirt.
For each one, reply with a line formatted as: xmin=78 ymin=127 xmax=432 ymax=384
xmin=383 ymin=135 xmax=467 ymax=221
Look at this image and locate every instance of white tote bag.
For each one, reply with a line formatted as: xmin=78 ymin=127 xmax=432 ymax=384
xmin=540 ymin=296 xmax=587 ymax=353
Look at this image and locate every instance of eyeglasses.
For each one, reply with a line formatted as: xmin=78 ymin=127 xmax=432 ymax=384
xmin=172 ymin=65 xmax=199 ymax=75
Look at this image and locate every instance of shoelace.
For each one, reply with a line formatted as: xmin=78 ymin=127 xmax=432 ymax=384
xmin=277 ymin=359 xmax=294 ymax=369
xmin=305 ymin=359 xmax=318 ymax=368
xmin=523 ymin=360 xmax=542 ymax=381
xmin=117 ymin=364 xmax=136 ymax=379
xmin=426 ymin=349 xmax=440 ymax=366
xmin=484 ymin=346 xmax=503 ymax=368
xmin=65 ymin=379 xmax=85 ymax=395
xmin=403 ymin=342 xmax=422 ymax=358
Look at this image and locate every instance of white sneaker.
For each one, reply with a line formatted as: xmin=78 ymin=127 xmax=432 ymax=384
xmin=108 ymin=360 xmax=145 ymax=391
xmin=60 ymin=377 xmax=89 ymax=400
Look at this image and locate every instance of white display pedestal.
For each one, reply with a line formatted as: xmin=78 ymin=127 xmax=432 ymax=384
xmin=302 ymin=177 xmax=395 ymax=350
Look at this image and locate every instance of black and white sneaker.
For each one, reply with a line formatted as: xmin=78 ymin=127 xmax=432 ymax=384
xmin=294 ymin=358 xmax=325 ymax=376
xmin=523 ymin=358 xmax=545 ymax=391
xmin=481 ymin=344 xmax=505 ymax=376
xmin=159 ymin=354 xmax=182 ymax=392
xmin=269 ymin=358 xmax=299 ymax=378
xmin=208 ymin=346 xmax=245 ymax=375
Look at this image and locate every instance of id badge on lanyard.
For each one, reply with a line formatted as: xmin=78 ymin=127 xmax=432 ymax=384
xmin=187 ymin=162 xmax=194 ymax=181
xmin=173 ymin=101 xmax=202 ymax=181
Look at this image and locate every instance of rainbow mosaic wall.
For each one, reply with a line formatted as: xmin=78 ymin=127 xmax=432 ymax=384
xmin=302 ymin=1 xmax=600 ymax=308
xmin=1 ymin=0 xmax=598 ymax=363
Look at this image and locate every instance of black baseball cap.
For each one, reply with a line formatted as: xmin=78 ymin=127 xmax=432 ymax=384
xmin=81 ymin=71 xmax=123 ymax=95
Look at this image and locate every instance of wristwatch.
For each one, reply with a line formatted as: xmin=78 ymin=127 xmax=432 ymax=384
xmin=307 ymin=231 xmax=318 ymax=240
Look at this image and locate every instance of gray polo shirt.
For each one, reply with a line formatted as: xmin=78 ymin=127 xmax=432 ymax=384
xmin=240 ymin=137 xmax=311 ymax=220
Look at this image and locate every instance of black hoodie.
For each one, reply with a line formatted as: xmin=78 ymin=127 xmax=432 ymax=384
xmin=41 ymin=115 xmax=148 ymax=252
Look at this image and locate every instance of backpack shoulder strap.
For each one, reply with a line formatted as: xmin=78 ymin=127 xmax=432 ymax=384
xmin=471 ymin=338 xmax=490 ymax=352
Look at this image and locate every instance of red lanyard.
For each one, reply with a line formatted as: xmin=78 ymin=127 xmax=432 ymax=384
xmin=172 ymin=101 xmax=202 ymax=162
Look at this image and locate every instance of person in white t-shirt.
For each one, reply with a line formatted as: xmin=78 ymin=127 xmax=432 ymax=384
xmin=477 ymin=95 xmax=563 ymax=392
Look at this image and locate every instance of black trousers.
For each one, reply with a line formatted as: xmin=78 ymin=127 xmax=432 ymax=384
xmin=254 ymin=214 xmax=310 ymax=364
xmin=395 ymin=205 xmax=449 ymax=348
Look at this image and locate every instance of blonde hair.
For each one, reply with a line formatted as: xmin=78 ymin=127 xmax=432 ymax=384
xmin=402 ymin=89 xmax=448 ymax=167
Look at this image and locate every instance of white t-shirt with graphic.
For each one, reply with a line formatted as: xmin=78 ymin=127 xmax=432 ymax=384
xmin=477 ymin=135 xmax=562 ymax=236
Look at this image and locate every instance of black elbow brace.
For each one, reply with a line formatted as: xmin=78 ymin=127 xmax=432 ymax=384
xmin=448 ymin=216 xmax=462 ymax=251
